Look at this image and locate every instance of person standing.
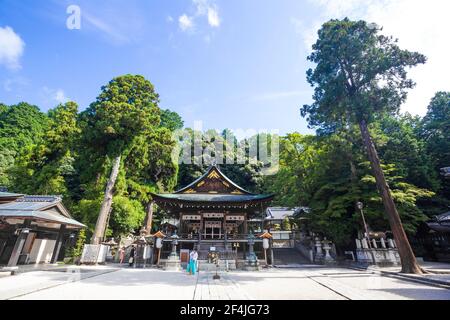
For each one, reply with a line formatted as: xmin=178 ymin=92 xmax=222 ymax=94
xmin=129 ymin=245 xmax=136 ymax=267
xmin=187 ymin=249 xmax=198 ymax=275
xmin=119 ymin=246 xmax=125 ymax=264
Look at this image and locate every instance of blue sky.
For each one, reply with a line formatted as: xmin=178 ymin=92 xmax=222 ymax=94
xmin=1 ymin=0 xmax=449 ymax=137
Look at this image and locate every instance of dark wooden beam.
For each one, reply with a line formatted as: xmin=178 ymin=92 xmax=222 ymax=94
xmin=7 ymin=220 xmax=31 ymax=267
xmin=50 ymin=224 xmax=66 ymax=264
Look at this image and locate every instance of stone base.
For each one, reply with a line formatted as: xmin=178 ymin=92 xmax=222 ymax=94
xmin=323 ymin=259 xmax=337 ymax=265
xmin=356 ymin=248 xmax=401 ymax=266
xmin=164 ymin=256 xmax=181 ymax=271
xmin=198 ymin=260 xmax=236 ymax=271
xmin=244 ymin=259 xmax=260 ymax=271
xmin=243 ymin=265 xmax=261 ymax=271
xmin=80 ymin=244 xmax=108 ymax=264
xmin=1 ymin=266 xmax=18 ymax=275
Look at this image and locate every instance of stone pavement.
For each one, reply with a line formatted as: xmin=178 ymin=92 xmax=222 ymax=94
xmin=1 ymin=265 xmax=449 ymax=300
xmin=352 ymin=261 xmax=450 ymax=288
xmin=0 ymin=265 xmax=117 ymax=300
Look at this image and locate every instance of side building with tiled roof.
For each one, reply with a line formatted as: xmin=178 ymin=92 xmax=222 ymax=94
xmin=0 ymin=192 xmax=85 ymax=269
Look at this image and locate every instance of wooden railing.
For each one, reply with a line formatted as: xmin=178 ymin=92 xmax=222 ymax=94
xmin=174 ymin=233 xmax=262 ymax=241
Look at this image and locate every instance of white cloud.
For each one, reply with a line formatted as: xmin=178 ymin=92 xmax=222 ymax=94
xmin=299 ymin=0 xmax=450 ymax=116
xmin=2 ymin=77 xmax=28 ymax=92
xmin=41 ymin=87 xmax=69 ymax=107
xmin=178 ymin=0 xmax=220 ymax=32
xmin=83 ymin=12 xmax=130 ymax=44
xmin=207 ymin=7 xmax=220 ymax=27
xmin=54 ymin=89 xmax=69 ymax=104
xmin=179 ymin=14 xmax=194 ymax=31
xmin=193 ymin=0 xmax=210 ymax=15
xmin=0 ymin=26 xmax=25 ymax=70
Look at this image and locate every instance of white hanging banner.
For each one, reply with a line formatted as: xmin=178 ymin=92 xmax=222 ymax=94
xmin=225 ymin=215 xmax=245 ymax=221
xmin=203 ymin=213 xmax=224 ymax=218
xmin=182 ymin=215 xmax=201 ymax=220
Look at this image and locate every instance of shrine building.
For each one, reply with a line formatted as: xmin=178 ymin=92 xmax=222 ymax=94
xmin=151 ymin=165 xmax=274 ymax=262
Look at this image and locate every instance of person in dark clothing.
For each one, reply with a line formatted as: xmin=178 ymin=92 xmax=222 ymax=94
xmin=129 ymin=245 xmax=136 ymax=267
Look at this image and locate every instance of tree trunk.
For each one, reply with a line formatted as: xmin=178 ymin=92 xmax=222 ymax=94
xmin=358 ymin=119 xmax=423 ymax=274
xmin=91 ymin=155 xmax=121 ymax=245
xmin=144 ymin=201 xmax=154 ymax=234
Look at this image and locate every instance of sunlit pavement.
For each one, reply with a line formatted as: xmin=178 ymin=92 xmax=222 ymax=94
xmin=1 ymin=265 xmax=450 ymax=300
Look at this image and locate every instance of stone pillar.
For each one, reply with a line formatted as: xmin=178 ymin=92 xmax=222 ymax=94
xmin=50 ymin=225 xmax=66 ymax=264
xmin=380 ymin=238 xmax=386 ymax=249
xmin=388 ymin=239 xmax=395 ymax=248
xmin=7 ymin=220 xmax=31 ymax=267
xmin=361 ymin=238 xmax=369 ymax=249
xmin=372 ymin=239 xmax=378 ymax=249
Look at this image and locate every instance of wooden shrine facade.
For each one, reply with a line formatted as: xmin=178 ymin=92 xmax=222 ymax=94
xmin=151 ymin=165 xmax=274 ymax=254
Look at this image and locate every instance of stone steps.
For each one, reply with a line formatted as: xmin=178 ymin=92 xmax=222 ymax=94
xmin=198 ymin=260 xmax=236 ymax=271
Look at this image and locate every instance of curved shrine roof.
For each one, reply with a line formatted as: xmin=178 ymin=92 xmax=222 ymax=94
xmin=152 ymin=165 xmax=274 ymax=205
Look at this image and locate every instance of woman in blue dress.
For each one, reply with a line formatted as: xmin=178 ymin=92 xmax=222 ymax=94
xmin=187 ymin=249 xmax=198 ymax=275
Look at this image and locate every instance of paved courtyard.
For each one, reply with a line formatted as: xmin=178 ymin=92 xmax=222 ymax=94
xmin=1 ymin=265 xmax=450 ymax=300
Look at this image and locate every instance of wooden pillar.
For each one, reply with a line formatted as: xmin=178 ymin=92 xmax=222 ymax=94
xmin=223 ymin=213 xmax=227 ymax=248
xmin=51 ymin=225 xmax=66 ymax=264
xmin=180 ymin=213 xmax=183 ymax=235
xmin=243 ymin=213 xmax=248 ymax=235
xmin=7 ymin=220 xmax=31 ymax=267
xmin=197 ymin=212 xmax=202 ymax=248
xmin=144 ymin=201 xmax=154 ymax=234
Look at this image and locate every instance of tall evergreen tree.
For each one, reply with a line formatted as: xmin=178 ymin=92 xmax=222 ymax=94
xmin=301 ymin=19 xmax=427 ymax=273
xmin=83 ymin=75 xmax=161 ymax=244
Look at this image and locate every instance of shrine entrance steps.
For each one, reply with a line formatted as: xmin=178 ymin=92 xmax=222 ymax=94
xmin=273 ymin=248 xmax=311 ymax=266
xmin=197 ymin=260 xmax=237 ymax=271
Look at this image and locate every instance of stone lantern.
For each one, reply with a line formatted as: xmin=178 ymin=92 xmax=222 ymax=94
xmin=245 ymin=233 xmax=259 ymax=270
xmin=165 ymin=231 xmax=181 ymax=271
xmin=170 ymin=232 xmax=179 ymax=258
xmin=321 ymin=237 xmax=335 ymax=263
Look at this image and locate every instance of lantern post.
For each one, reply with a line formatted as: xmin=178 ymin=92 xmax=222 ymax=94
xmin=259 ymin=231 xmax=273 ymax=268
xmin=153 ymin=230 xmax=165 ymax=268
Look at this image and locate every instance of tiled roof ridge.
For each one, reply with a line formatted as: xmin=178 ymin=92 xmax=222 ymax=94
xmin=16 ymin=195 xmax=62 ymax=202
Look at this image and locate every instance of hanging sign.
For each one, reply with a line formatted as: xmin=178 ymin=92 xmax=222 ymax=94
xmin=203 ymin=213 xmax=224 ymax=218
xmin=182 ymin=215 xmax=201 ymax=220
xmin=204 ymin=221 xmax=222 ymax=228
xmin=226 ymin=215 xmax=245 ymax=221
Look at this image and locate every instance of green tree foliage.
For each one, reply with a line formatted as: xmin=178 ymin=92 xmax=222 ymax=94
xmin=10 ymin=102 xmax=80 ymax=198
xmin=82 ymin=75 xmax=164 ymax=243
xmin=375 ymin=114 xmax=439 ymax=191
xmin=82 ymin=74 xmax=161 ymax=157
xmin=261 ymin=126 xmax=434 ymax=247
xmin=421 ymin=92 xmax=450 ymax=199
xmin=108 ymin=196 xmax=145 ymax=237
xmin=74 ymin=75 xmax=181 ymax=240
xmin=160 ymin=109 xmax=184 ymax=131
xmin=300 ymin=18 xmax=427 ymax=273
xmin=176 ymin=128 xmax=266 ymax=192
xmin=281 ymin=217 xmax=291 ymax=231
xmin=68 ymin=228 xmax=86 ymax=260
xmin=0 ymin=102 xmax=48 ymax=151
xmin=0 ymin=102 xmax=48 ymax=186
xmin=301 ymin=19 xmax=426 ymax=133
